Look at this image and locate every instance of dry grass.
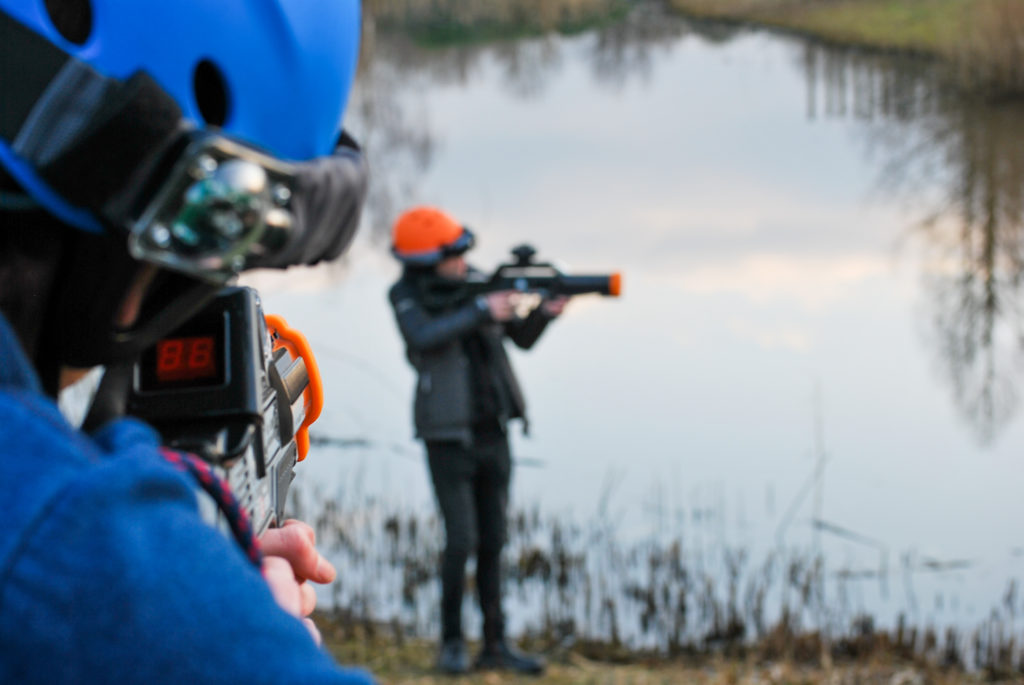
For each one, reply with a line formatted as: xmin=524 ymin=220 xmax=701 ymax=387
xmin=665 ymin=0 xmax=1024 ymax=95
xmin=320 ymin=621 xmax=1020 ymax=684
xmin=294 ymin=482 xmax=1024 ymax=682
xmin=665 ymin=0 xmax=970 ymax=53
xmin=951 ymin=0 xmax=1024 ymax=95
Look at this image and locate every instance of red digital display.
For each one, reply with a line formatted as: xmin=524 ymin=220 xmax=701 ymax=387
xmin=155 ymin=336 xmax=218 ymax=383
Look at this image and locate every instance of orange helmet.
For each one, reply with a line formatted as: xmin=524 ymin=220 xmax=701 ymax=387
xmin=391 ymin=206 xmax=475 ymax=266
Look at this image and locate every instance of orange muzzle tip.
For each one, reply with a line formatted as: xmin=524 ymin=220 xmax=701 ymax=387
xmin=609 ymin=272 xmax=623 ymax=297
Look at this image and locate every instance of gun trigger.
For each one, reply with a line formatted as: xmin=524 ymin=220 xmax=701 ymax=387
xmin=264 ymin=314 xmax=323 ymax=461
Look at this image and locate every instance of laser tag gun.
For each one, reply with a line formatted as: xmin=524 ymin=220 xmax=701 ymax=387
xmin=126 ymin=286 xmax=322 ymax=537
xmin=422 ymin=244 xmax=623 ymax=310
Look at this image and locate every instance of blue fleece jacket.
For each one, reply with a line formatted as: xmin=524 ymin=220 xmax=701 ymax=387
xmin=0 ymin=314 xmax=374 ymax=684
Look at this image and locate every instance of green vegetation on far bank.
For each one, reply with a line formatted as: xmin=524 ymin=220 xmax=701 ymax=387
xmin=364 ymin=0 xmax=1024 ymax=95
xmin=665 ymin=0 xmax=1024 ymax=95
xmin=665 ymin=0 xmax=971 ymax=54
xmin=366 ymin=0 xmax=631 ymax=47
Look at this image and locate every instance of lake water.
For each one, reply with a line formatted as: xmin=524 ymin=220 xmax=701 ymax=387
xmin=245 ymin=6 xmax=1024 ymax=635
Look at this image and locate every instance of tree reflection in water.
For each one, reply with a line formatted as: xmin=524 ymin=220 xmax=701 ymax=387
xmin=352 ymin=2 xmax=1024 ymax=441
xmin=802 ymin=44 xmax=1024 ymax=443
xmin=351 ymin=1 xmax=690 ymax=241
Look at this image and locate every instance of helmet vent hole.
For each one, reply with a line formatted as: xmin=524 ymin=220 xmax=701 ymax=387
xmin=45 ymin=0 xmax=92 ymax=45
xmin=193 ymin=60 xmax=230 ymax=127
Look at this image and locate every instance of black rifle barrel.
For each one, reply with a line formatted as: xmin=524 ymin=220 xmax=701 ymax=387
xmin=552 ymin=273 xmax=620 ymax=296
xmin=421 ymin=252 xmax=622 ymax=309
xmin=491 ymin=272 xmax=621 ymax=297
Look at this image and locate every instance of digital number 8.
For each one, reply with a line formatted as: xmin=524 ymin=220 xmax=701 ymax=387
xmin=157 ymin=340 xmax=184 ymax=372
xmin=189 ymin=338 xmax=213 ymax=369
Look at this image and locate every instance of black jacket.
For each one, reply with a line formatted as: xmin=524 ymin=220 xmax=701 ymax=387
xmin=389 ymin=269 xmax=554 ymax=444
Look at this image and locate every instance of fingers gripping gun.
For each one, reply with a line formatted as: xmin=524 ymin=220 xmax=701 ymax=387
xmin=423 ymin=244 xmax=623 ymax=308
xmin=126 ymin=286 xmax=321 ymax=536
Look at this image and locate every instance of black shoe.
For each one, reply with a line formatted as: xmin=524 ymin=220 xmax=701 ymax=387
xmin=475 ymin=641 xmax=546 ymax=675
xmin=437 ymin=639 xmax=470 ymax=675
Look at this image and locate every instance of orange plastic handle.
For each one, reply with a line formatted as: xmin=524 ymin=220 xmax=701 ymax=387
xmin=264 ymin=314 xmax=323 ymax=461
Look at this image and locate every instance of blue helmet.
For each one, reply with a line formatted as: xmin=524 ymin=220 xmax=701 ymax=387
xmin=1 ymin=0 xmax=361 ymax=161
xmin=0 ymin=0 xmax=367 ymax=368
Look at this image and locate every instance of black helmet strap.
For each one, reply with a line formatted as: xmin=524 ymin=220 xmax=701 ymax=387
xmin=0 ymin=9 xmax=184 ymax=227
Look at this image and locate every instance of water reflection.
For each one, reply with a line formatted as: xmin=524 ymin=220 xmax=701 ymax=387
xmin=350 ymin=2 xmax=692 ymax=239
xmin=348 ymin=25 xmax=436 ymax=244
xmin=351 ymin=2 xmax=1024 ymax=443
xmin=585 ymin=3 xmax=690 ymax=89
xmin=801 ymin=43 xmax=1024 ymax=442
xmin=275 ymin=6 xmax=1024 ymax=644
xmin=352 ymin=0 xmax=618 ymax=239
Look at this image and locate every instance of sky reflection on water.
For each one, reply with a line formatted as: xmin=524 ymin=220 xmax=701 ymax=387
xmin=249 ymin=10 xmax=1024 ymax=630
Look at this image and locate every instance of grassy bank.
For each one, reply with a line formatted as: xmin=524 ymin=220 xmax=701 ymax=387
xmin=363 ymin=0 xmax=1024 ymax=93
xmin=365 ymin=0 xmax=631 ymax=47
xmin=319 ymin=619 xmax=1019 ymax=684
xmin=665 ymin=0 xmax=1024 ymax=95
xmin=664 ymin=0 xmax=970 ymax=53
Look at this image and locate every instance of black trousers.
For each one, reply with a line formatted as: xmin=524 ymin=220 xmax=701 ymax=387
xmin=426 ymin=427 xmax=511 ymax=645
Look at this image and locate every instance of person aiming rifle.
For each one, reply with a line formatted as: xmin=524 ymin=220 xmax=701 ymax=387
xmin=0 ymin=2 xmax=371 ymax=683
xmin=388 ymin=206 xmax=619 ymax=675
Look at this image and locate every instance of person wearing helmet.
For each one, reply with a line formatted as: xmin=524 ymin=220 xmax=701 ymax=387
xmin=388 ymin=206 xmax=567 ymax=675
xmin=0 ymin=2 xmax=372 ymax=683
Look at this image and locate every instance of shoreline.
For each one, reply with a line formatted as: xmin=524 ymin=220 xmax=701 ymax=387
xmin=664 ymin=0 xmax=969 ymax=56
xmin=319 ymin=617 xmax=1019 ymax=684
xmin=364 ymin=0 xmax=1024 ymax=96
xmin=664 ymin=0 xmax=1024 ymax=96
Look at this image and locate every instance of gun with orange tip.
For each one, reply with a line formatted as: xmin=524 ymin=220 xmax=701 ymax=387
xmin=126 ymin=286 xmax=323 ymax=536
xmin=422 ymin=243 xmax=622 ymax=309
